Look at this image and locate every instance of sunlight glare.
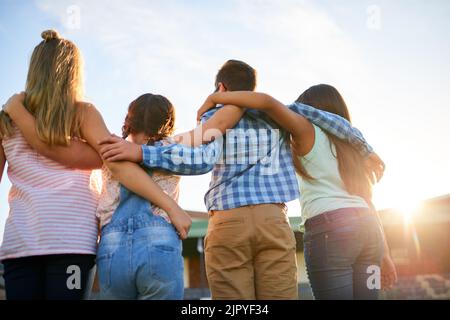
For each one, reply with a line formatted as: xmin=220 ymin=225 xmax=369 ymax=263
xmin=397 ymin=199 xmax=422 ymax=225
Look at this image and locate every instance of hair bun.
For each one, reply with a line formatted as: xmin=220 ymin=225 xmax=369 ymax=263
xmin=41 ymin=29 xmax=60 ymax=42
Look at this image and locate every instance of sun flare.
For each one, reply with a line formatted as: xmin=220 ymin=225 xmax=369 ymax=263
xmin=396 ymin=199 xmax=423 ymax=225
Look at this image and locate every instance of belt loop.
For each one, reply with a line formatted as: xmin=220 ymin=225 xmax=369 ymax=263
xmin=128 ymin=218 xmax=133 ymax=234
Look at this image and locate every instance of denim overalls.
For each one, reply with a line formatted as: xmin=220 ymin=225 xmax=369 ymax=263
xmin=96 ymin=181 xmax=184 ymax=300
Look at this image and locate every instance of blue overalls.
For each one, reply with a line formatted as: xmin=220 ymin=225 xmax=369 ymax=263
xmin=96 ymin=181 xmax=184 ymax=300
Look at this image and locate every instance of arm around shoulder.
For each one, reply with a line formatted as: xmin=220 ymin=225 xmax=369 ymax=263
xmin=6 ymin=99 xmax=102 ymax=170
xmin=80 ymin=103 xmax=188 ymax=220
xmin=175 ymin=105 xmax=244 ymax=147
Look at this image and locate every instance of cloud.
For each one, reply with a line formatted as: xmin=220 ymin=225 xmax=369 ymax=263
xmin=35 ymin=0 xmax=367 ymax=102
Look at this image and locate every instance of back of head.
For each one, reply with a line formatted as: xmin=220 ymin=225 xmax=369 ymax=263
xmin=0 ymin=29 xmax=84 ymax=145
xmin=122 ymin=93 xmax=176 ymax=145
xmin=215 ymin=60 xmax=257 ymax=91
xmin=294 ymin=84 xmax=373 ymax=204
xmin=296 ymin=84 xmax=351 ymax=121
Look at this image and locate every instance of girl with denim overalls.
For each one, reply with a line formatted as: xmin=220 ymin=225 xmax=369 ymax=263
xmin=96 ymin=93 xmax=189 ymax=299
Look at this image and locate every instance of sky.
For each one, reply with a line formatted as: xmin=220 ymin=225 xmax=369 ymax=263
xmin=0 ymin=0 xmax=449 ymax=240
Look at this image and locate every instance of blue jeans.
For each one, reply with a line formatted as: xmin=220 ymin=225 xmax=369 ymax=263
xmin=97 ymin=190 xmax=184 ymax=300
xmin=303 ymin=207 xmax=384 ymax=300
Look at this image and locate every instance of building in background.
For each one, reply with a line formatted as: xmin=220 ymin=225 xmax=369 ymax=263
xmin=379 ymin=194 xmax=450 ymax=299
xmin=182 ymin=194 xmax=450 ymax=300
xmin=1 ymin=194 xmax=449 ymax=300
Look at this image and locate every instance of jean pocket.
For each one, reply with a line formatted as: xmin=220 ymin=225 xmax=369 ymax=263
xmin=325 ymin=229 xmax=360 ymax=266
xmin=148 ymin=244 xmax=183 ymax=283
xmin=96 ymin=252 xmax=113 ymax=290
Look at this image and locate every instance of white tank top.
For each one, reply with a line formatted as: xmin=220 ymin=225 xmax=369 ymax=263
xmin=297 ymin=124 xmax=369 ymax=224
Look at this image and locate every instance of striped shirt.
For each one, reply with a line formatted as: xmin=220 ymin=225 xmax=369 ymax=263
xmin=140 ymin=102 xmax=373 ymax=211
xmin=0 ymin=127 xmax=99 ymax=261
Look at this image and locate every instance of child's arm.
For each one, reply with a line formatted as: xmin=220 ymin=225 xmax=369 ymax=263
xmin=0 ymin=142 xmax=5 ymax=183
xmin=198 ymin=91 xmax=376 ymax=158
xmin=173 ymin=105 xmax=245 ymax=147
xmin=99 ymin=134 xmax=220 ymax=176
xmin=198 ymin=92 xmax=315 ymax=155
xmin=3 ymin=93 xmax=102 ymax=170
xmin=96 ymin=104 xmax=242 ymax=169
xmin=81 ymin=103 xmax=191 ymax=239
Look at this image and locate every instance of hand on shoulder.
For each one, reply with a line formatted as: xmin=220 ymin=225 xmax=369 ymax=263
xmin=3 ymin=92 xmax=26 ymax=118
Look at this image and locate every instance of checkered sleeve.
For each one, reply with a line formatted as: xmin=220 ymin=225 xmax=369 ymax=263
xmin=200 ymin=105 xmax=221 ymax=123
xmin=288 ymin=102 xmax=374 ymax=156
xmin=140 ymin=140 xmax=221 ymax=176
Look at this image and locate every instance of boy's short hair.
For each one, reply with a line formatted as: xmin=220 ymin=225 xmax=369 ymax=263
xmin=215 ymin=60 xmax=257 ymax=91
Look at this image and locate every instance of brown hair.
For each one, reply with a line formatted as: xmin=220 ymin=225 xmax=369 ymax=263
xmin=122 ymin=93 xmax=175 ymax=145
xmin=0 ymin=29 xmax=84 ymax=145
xmin=215 ymin=60 xmax=257 ymax=91
xmin=294 ymin=84 xmax=373 ymax=204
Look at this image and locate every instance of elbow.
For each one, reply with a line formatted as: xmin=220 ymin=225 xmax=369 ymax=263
xmin=261 ymin=93 xmax=276 ymax=110
xmin=215 ymin=121 xmax=229 ymax=137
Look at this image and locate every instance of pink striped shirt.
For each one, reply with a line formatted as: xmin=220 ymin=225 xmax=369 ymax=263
xmin=0 ymin=126 xmax=99 ymax=261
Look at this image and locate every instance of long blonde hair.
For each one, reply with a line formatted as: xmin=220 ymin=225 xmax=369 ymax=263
xmin=0 ymin=29 xmax=84 ymax=145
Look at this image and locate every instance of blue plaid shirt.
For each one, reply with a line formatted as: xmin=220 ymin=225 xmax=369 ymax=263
xmin=141 ymin=102 xmax=373 ymax=211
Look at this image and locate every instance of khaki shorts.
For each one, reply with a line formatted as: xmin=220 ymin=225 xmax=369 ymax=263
xmin=204 ymin=203 xmax=298 ymax=300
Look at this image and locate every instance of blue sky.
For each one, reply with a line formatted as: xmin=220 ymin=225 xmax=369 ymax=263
xmin=1 ymin=0 xmax=450 ymax=239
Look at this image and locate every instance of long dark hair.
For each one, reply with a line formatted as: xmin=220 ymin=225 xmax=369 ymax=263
xmin=294 ymin=84 xmax=373 ymax=205
xmin=122 ymin=93 xmax=175 ymax=145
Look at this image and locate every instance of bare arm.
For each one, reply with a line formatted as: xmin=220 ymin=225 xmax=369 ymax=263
xmin=81 ymin=104 xmax=191 ymax=238
xmin=198 ymin=92 xmax=315 ymax=155
xmin=174 ymin=105 xmax=245 ymax=147
xmin=0 ymin=142 xmax=5 ymax=183
xmin=4 ymin=93 xmax=102 ymax=170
